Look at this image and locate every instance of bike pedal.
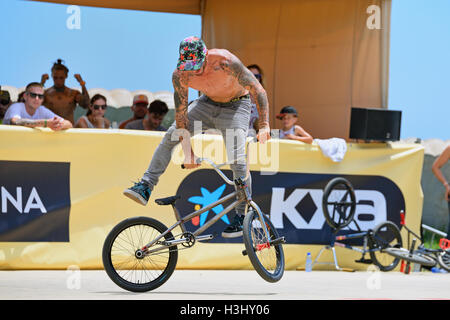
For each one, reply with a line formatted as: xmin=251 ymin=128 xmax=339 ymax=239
xmin=355 ymin=258 xmax=373 ymax=264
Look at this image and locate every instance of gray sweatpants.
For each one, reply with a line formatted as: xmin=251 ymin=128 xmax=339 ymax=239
xmin=142 ymin=94 xmax=252 ymax=215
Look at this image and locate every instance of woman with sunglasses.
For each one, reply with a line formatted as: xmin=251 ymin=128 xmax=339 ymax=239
xmin=75 ymin=94 xmax=110 ymax=128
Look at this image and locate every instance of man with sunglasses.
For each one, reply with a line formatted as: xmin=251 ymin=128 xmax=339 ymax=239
xmin=124 ymin=36 xmax=271 ymax=238
xmin=3 ymin=82 xmax=72 ymax=130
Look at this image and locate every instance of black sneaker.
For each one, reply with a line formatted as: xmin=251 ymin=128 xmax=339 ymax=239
xmin=222 ymin=214 xmax=244 ymax=238
xmin=123 ymin=180 xmax=152 ymax=206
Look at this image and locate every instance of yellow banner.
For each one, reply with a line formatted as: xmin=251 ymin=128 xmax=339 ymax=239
xmin=0 ymin=126 xmax=424 ymax=271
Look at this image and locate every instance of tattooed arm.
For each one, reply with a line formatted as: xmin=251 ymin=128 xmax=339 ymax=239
xmin=172 ymin=70 xmax=189 ymax=130
xmin=172 ymin=70 xmax=199 ymax=169
xmin=12 ymin=116 xmax=72 ymax=130
xmin=222 ymin=54 xmax=271 ymax=143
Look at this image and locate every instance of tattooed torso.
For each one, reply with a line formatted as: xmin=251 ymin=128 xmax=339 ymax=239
xmin=43 ymin=87 xmax=80 ymax=125
xmin=172 ymin=48 xmax=269 ymax=129
xmin=186 ymin=49 xmax=248 ymax=102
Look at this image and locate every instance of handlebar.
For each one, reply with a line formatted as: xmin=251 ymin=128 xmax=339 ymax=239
xmin=181 ymin=136 xmax=258 ymax=185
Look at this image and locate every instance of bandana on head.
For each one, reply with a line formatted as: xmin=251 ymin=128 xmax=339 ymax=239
xmin=177 ymin=36 xmax=208 ymax=71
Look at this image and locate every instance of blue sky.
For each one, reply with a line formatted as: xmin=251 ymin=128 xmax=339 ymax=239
xmin=0 ymin=0 xmax=448 ymax=140
xmin=388 ymin=0 xmax=450 ymax=140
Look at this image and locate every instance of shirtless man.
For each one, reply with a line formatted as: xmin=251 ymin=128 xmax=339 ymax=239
xmin=432 ymin=145 xmax=450 ymax=239
xmin=40 ymin=59 xmax=90 ymax=125
xmin=123 ymin=36 xmax=271 ymax=238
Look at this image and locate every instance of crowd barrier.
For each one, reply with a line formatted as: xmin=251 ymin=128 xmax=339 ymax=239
xmin=0 ymin=125 xmax=424 ymax=270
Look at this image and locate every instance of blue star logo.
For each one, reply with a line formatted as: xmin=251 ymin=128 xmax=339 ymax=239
xmin=188 ymin=184 xmax=230 ymax=226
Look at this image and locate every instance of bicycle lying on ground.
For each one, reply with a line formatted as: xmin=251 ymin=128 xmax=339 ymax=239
xmin=381 ymin=210 xmax=450 ymax=273
xmin=102 ymin=138 xmax=285 ymax=292
xmin=316 ymin=177 xmax=403 ymax=271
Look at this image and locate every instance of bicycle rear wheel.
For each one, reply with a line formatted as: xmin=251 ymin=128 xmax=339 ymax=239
xmin=437 ymin=250 xmax=450 ymax=272
xmin=369 ymin=221 xmax=402 ymax=271
xmin=102 ymin=216 xmax=178 ymax=292
xmin=243 ymin=210 xmax=285 ymax=283
xmin=322 ymin=177 xmax=356 ymax=229
xmin=383 ymin=247 xmax=436 ymax=267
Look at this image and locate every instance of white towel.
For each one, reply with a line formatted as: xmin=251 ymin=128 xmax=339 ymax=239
xmin=314 ymin=138 xmax=347 ymax=162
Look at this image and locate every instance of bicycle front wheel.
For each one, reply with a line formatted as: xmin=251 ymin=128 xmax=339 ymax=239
xmin=102 ymin=216 xmax=178 ymax=292
xmin=322 ymin=177 xmax=356 ymax=229
xmin=243 ymin=210 xmax=285 ymax=283
xmin=369 ymin=221 xmax=402 ymax=271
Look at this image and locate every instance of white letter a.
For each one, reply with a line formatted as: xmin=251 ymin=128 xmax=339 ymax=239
xmin=24 ymin=187 xmax=47 ymax=213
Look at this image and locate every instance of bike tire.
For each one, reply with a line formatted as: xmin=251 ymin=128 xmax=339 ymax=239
xmin=243 ymin=210 xmax=285 ymax=283
xmin=369 ymin=221 xmax=403 ymax=271
xmin=322 ymin=177 xmax=356 ymax=229
xmin=102 ymin=216 xmax=178 ymax=292
xmin=437 ymin=250 xmax=450 ymax=272
xmin=383 ymin=247 xmax=436 ymax=267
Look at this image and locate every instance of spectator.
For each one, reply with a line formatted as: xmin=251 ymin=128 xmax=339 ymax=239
xmin=40 ymin=59 xmax=90 ymax=125
xmin=432 ymin=145 xmax=450 ymax=239
xmin=246 ymin=64 xmax=264 ymax=132
xmin=119 ymin=94 xmax=150 ymax=129
xmin=17 ymin=91 xmax=26 ymax=103
xmin=0 ymin=88 xmax=12 ymax=124
xmin=75 ymin=94 xmax=110 ymax=128
xmin=125 ymin=99 xmax=168 ymax=131
xmin=276 ymin=105 xmax=313 ymax=144
xmin=2 ymin=82 xmax=72 ymax=130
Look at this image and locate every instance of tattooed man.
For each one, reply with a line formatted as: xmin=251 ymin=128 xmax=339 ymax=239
xmin=124 ymin=36 xmax=270 ymax=238
xmin=3 ymin=82 xmax=72 ymax=130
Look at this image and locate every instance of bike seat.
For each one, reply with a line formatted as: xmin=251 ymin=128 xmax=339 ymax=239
xmin=155 ymin=195 xmax=181 ymax=206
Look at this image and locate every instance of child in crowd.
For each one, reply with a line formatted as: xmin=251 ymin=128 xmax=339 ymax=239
xmin=276 ymin=106 xmax=313 ymax=144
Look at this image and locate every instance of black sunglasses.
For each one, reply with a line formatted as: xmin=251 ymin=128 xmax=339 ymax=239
xmin=27 ymin=92 xmax=44 ymax=99
xmin=93 ymin=104 xmax=107 ymax=110
xmin=254 ymin=73 xmax=262 ymax=80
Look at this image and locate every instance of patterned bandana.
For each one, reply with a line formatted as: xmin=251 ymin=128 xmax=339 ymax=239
xmin=177 ymin=36 xmax=208 ymax=71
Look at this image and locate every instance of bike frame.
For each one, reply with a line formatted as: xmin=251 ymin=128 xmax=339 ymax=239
xmin=327 ymin=215 xmax=382 ymax=255
xmin=400 ymin=211 xmax=443 ymax=257
xmin=333 ymin=231 xmax=377 ymax=255
xmin=140 ymin=138 xmax=272 ymax=257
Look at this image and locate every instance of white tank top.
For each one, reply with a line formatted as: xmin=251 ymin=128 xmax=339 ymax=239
xmin=81 ymin=115 xmax=106 ymax=128
xmin=279 ymin=126 xmax=295 ymax=138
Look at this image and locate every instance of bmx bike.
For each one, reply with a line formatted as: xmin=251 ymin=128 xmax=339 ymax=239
xmin=381 ymin=210 xmax=450 ymax=273
xmin=102 ymin=138 xmax=285 ymax=292
xmin=318 ymin=177 xmax=403 ymax=271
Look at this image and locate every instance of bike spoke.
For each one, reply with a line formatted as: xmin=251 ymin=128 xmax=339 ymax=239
xmin=250 ymin=216 xmax=279 ymax=273
xmin=109 ymin=223 xmax=171 ymax=285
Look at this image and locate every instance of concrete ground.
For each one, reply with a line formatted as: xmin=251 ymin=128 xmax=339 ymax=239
xmin=0 ymin=269 xmax=449 ymax=300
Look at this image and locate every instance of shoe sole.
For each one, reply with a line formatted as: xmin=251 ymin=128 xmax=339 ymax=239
xmin=123 ymin=189 xmax=148 ymax=206
xmin=221 ymin=230 xmax=243 ymax=238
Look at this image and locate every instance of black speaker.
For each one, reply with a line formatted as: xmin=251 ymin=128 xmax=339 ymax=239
xmin=349 ymin=107 xmax=402 ymax=141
